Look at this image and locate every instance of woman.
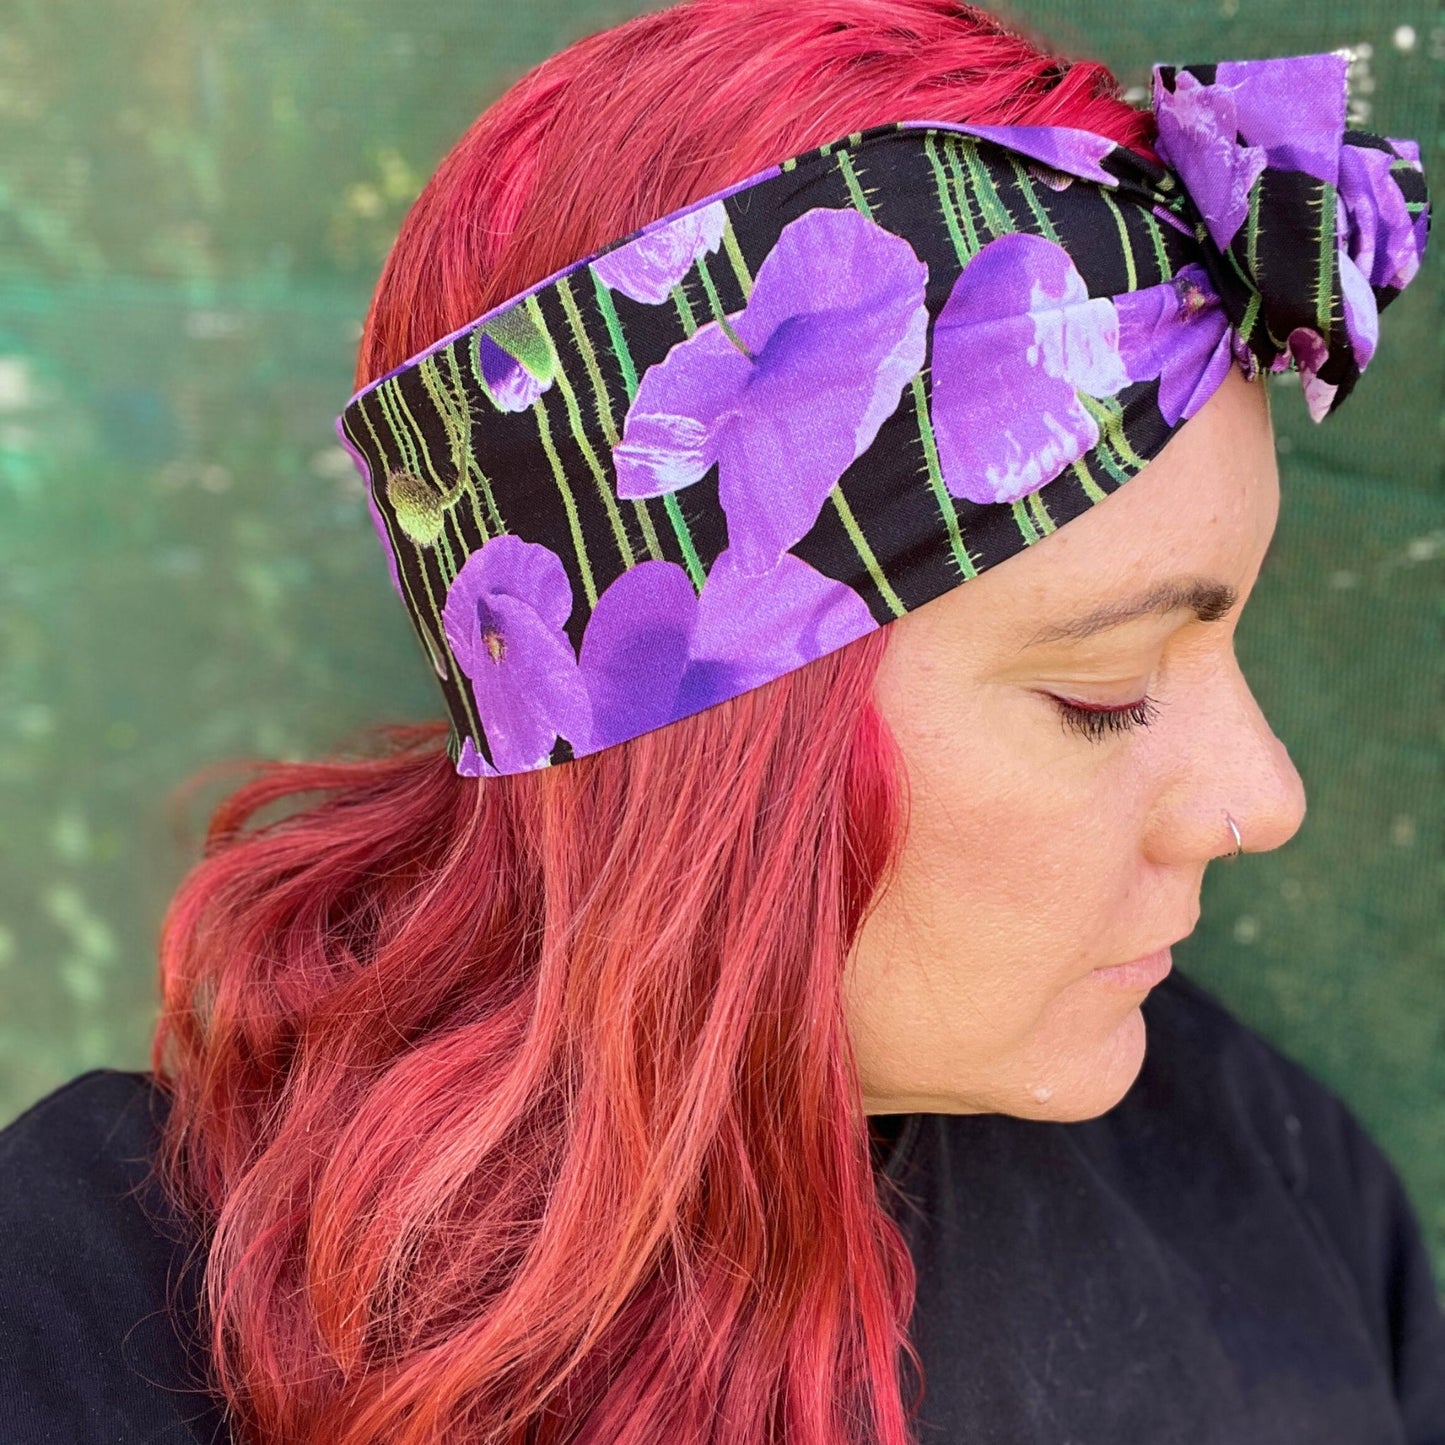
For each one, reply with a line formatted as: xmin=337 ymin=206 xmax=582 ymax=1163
xmin=1 ymin=1 xmax=1440 ymax=1442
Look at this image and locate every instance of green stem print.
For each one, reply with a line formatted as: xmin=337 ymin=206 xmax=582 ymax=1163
xmin=1076 ymin=393 xmax=1134 ymax=489
xmin=910 ymin=372 xmax=979 ymax=581
xmin=1313 ymin=183 xmax=1337 ymax=334
xmin=527 ymin=364 xmax=599 ymax=610
xmin=1005 ymin=153 xmax=1062 ymax=246
xmin=373 ymin=382 xmax=462 ymax=576
xmin=834 ymin=146 xmax=875 ymax=217
xmin=590 ymin=265 xmax=705 ymax=589
xmin=384 ymin=378 xmax=448 ymax=496
xmin=1025 ymin=487 xmax=1055 ymax=536
xmin=1011 ymin=498 xmax=1041 ymax=544
xmin=924 ymin=133 xmax=975 ymax=269
xmin=828 ymin=489 xmax=907 ymax=617
xmin=416 ymin=354 xmax=492 ymax=548
xmin=452 ymin=345 xmax=508 ymax=536
xmin=413 ymin=358 xmax=472 ymax=509
xmin=524 ymin=292 xmax=638 ymax=571
xmin=721 ymin=215 xmax=753 ymax=302
xmin=694 ymin=249 xmax=729 ymax=327
xmin=670 ymin=280 xmax=698 ymax=334
xmin=1088 ymin=394 xmax=1147 ymax=472
xmin=959 ymin=140 xmax=1016 ymax=239
xmin=345 ymin=407 xmax=460 ymax=690
xmin=426 ymin=351 xmax=500 ymax=537
xmin=555 ymin=274 xmax=664 ymax=564
xmin=368 ymin=376 xmax=424 ymax=480
xmin=1236 ymin=290 xmax=1262 ymax=347
xmin=938 ymin=141 xmax=983 ymax=257
xmin=1070 ymin=457 xmax=1108 ymax=505
xmin=1101 ymin=190 xmax=1138 ymax=293
xmin=1210 ymin=219 xmax=1261 ymax=313
xmin=1139 ymin=206 xmax=1172 ymax=283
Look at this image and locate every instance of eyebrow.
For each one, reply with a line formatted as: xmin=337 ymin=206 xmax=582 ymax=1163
xmin=1018 ymin=576 xmax=1239 ymax=648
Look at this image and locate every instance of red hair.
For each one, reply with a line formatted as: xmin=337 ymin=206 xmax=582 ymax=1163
xmin=153 ymin=3 xmax=1157 ymax=1441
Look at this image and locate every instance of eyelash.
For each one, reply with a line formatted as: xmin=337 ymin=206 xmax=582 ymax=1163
xmin=1050 ymin=693 xmax=1163 ymax=742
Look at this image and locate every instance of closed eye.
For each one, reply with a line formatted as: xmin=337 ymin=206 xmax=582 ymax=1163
xmin=1049 ymin=693 xmax=1163 ymax=742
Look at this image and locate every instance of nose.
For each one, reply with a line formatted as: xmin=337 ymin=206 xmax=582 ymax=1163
xmin=1146 ymin=653 xmax=1308 ymax=864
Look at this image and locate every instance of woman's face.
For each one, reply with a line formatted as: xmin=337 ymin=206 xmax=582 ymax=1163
xmin=844 ymin=366 xmax=1307 ymax=1121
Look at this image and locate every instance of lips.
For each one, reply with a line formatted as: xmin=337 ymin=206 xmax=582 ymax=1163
xmin=1114 ymin=920 xmax=1197 ymax=970
xmin=1090 ymin=946 xmax=1174 ymax=990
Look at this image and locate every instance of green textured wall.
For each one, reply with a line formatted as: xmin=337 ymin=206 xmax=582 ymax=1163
xmin=1 ymin=0 xmax=1440 ymax=1285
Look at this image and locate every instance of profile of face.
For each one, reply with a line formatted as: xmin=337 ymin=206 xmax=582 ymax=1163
xmin=845 ymin=365 xmax=1308 ymax=1122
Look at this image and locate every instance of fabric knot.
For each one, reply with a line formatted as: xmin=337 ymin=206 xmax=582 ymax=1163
xmin=1152 ymin=51 xmax=1431 ymax=421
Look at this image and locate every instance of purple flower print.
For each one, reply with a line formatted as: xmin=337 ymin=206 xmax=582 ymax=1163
xmin=592 ymin=201 xmax=729 ymax=305
xmin=1152 ymin=54 xmax=1349 ymax=252
xmin=1334 ymin=141 xmax=1429 ymax=373
xmin=440 ymin=534 xmax=593 ymax=773
xmin=1338 ymin=141 xmax=1425 ymax=294
xmin=1114 ymin=263 xmax=1234 ymax=427
xmin=930 ymin=233 xmax=1131 ymax=506
xmin=1152 ymin=72 xmax=1268 ymax=252
xmin=1026 ymin=161 xmax=1076 ymax=193
xmin=612 ymin=206 xmax=930 ymax=577
xmin=1151 ymin=56 xmax=1428 ymax=415
xmin=951 ymin=124 xmax=1119 ymax=188
xmin=1336 ymin=253 xmax=1379 ymax=378
xmin=475 ymin=301 xmax=557 ymax=413
xmin=577 ymin=548 xmax=876 ymax=752
xmin=457 ymin=736 xmax=502 ymax=778
xmin=1281 ymin=326 xmax=1338 ymax=424
xmin=1212 ymin=55 xmax=1352 ymax=185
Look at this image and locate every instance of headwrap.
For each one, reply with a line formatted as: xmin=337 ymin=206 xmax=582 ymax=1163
xmin=335 ymin=49 xmax=1429 ymax=778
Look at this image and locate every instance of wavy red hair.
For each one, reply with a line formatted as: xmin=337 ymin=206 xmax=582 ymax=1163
xmin=152 ymin=3 xmax=1158 ymax=1441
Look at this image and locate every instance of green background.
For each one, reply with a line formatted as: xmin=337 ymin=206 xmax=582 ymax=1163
xmin=1 ymin=1 xmax=1441 ymax=1285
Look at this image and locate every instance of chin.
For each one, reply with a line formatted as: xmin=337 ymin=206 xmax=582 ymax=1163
xmin=862 ymin=1004 xmax=1153 ymax=1119
xmin=1006 ymin=1004 xmax=1151 ymax=1122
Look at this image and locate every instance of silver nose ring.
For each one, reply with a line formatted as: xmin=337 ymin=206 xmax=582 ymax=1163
xmin=1224 ymin=812 xmax=1243 ymax=860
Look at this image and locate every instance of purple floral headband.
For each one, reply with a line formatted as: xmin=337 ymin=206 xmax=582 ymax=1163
xmin=336 ymin=49 xmax=1429 ymax=777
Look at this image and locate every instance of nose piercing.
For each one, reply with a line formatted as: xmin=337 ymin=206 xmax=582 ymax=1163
xmin=1224 ymin=812 xmax=1243 ymax=860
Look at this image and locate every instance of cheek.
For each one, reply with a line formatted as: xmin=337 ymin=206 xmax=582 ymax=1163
xmin=847 ymin=690 xmax=1161 ymax=1112
xmin=899 ymin=720 xmax=1126 ymax=971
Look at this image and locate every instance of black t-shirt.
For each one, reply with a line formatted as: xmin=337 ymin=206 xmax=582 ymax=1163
xmin=2 ymin=967 xmax=1442 ymax=1444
